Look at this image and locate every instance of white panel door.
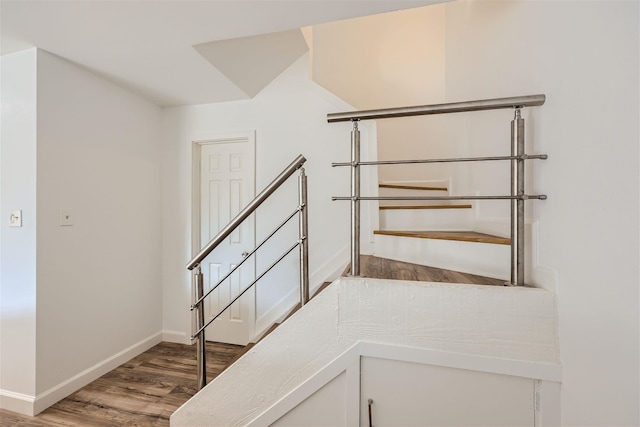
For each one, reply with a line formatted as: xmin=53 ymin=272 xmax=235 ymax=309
xmin=200 ymin=140 xmax=255 ymax=345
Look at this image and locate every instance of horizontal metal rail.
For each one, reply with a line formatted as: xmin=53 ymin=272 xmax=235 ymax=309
xmin=190 ymin=207 xmax=300 ymax=311
xmin=191 ymin=241 xmax=300 ymax=339
xmin=332 ymin=154 xmax=547 ymax=167
xmin=187 ymin=154 xmax=306 ymax=271
xmin=327 ymin=94 xmax=545 ymax=123
xmin=332 ymin=195 xmax=547 ymax=201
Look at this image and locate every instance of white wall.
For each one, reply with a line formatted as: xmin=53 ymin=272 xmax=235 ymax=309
xmin=0 ymin=49 xmax=163 ymax=414
xmin=34 ymin=50 xmax=163 ymax=397
xmin=301 ymin=2 xmax=640 ymax=424
xmin=161 ymin=53 xmax=375 ymax=342
xmin=311 ymin=5 xmax=450 ymax=184
xmin=444 ymin=1 xmax=639 ymax=425
xmin=0 ymin=49 xmax=38 ymax=410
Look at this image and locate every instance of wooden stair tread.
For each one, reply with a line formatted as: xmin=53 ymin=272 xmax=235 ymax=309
xmin=380 ymin=204 xmax=472 ymax=210
xmin=379 ymin=183 xmax=447 ymax=191
xmin=374 ymin=230 xmax=510 ymax=245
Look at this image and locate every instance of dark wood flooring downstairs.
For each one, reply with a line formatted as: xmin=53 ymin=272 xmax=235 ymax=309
xmin=0 ymin=341 xmax=243 ymax=427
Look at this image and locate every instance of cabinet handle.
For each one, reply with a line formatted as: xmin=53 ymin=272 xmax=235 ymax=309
xmin=368 ymin=398 xmax=373 ymax=427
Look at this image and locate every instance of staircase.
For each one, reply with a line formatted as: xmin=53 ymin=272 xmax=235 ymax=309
xmin=173 ymin=95 xmax=551 ymax=426
xmin=372 ymin=180 xmax=512 ymax=279
xmin=329 ymin=94 xmax=547 ymax=285
xmin=378 ymin=181 xmax=473 ymax=229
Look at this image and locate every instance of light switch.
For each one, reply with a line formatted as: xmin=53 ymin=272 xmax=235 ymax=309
xmin=60 ymin=209 xmax=73 ymax=226
xmin=9 ymin=210 xmax=22 ymax=227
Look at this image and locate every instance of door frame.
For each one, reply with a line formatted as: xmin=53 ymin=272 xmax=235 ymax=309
xmin=191 ymin=130 xmax=257 ymax=340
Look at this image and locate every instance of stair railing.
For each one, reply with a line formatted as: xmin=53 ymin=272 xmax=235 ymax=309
xmin=327 ymin=94 xmax=547 ymax=286
xmin=187 ymin=154 xmax=309 ymax=390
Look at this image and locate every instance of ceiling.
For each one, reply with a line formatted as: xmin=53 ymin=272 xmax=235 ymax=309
xmin=0 ymin=0 xmax=443 ymax=107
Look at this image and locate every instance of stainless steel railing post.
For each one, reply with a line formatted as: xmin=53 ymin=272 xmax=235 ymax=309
xmin=350 ymin=120 xmax=361 ymax=276
xmin=298 ymin=167 xmax=309 ymax=305
xmin=194 ymin=266 xmax=207 ymax=389
xmin=511 ymin=108 xmax=525 ymax=286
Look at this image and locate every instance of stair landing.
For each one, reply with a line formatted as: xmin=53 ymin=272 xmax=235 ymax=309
xmin=356 ymin=255 xmax=506 ymax=286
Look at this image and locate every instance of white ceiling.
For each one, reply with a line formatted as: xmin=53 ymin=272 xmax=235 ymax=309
xmin=0 ymin=0 xmax=443 ymax=107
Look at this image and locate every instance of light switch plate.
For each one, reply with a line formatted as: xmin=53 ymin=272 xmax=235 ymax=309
xmin=60 ymin=209 xmax=73 ymax=226
xmin=9 ymin=210 xmax=22 ymax=227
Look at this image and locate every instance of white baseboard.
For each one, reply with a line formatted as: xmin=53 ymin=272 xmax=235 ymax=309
xmin=162 ymin=330 xmax=193 ymax=345
xmin=253 ymin=290 xmax=298 ymax=342
xmin=30 ymin=332 xmax=163 ymax=415
xmin=310 ymin=245 xmax=349 ymax=287
xmin=0 ymin=389 xmax=36 ymax=416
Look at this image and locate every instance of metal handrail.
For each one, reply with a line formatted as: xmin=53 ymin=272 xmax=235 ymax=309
xmin=191 ymin=241 xmax=300 ymax=339
xmin=332 ymin=195 xmax=547 ymax=201
xmin=189 ymin=155 xmax=309 ymax=390
xmin=332 ymin=154 xmax=548 ymax=167
xmin=327 ymin=94 xmax=545 ymax=122
xmin=328 ymin=95 xmax=547 ymax=285
xmin=190 ymin=208 xmax=300 ymax=310
xmin=187 ymin=154 xmax=306 ymax=271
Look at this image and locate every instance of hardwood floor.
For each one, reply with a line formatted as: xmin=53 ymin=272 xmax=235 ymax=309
xmin=359 ymin=255 xmax=506 ymax=286
xmin=373 ymin=230 xmax=511 ymax=245
xmin=0 ymin=341 xmax=243 ymax=427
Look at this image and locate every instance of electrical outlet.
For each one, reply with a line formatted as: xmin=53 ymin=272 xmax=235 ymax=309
xmin=9 ymin=210 xmax=22 ymax=227
xmin=60 ymin=209 xmax=73 ymax=226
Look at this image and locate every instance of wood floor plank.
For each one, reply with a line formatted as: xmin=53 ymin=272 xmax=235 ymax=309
xmin=0 ymin=341 xmax=243 ymax=427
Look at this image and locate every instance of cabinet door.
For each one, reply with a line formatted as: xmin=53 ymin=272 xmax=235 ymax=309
xmin=361 ymin=357 xmax=534 ymax=427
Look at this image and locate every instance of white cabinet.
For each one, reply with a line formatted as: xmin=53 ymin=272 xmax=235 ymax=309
xmin=361 ymin=357 xmax=535 ymax=427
